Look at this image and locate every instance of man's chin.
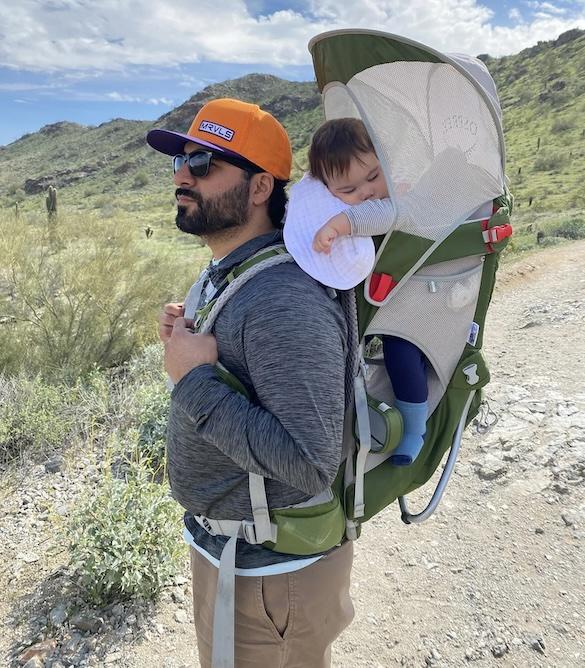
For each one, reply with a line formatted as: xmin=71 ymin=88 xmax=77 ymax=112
xmin=175 ymin=209 xmax=201 ymax=236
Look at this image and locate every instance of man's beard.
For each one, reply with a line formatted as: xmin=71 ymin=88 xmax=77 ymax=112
xmin=175 ymin=177 xmax=251 ymax=237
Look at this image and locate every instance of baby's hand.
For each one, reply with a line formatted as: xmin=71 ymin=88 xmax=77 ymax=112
xmin=313 ymin=223 xmax=339 ymax=254
xmin=313 ymin=212 xmax=351 ymax=254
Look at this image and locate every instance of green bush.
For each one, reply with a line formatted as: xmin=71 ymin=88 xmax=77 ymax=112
xmin=69 ymin=465 xmax=183 ymax=605
xmin=533 ymin=150 xmax=567 ymax=172
xmin=551 ymin=116 xmax=576 ymax=133
xmin=134 ymin=383 xmax=170 ymax=471
xmin=133 ymin=171 xmax=149 ymax=188
xmin=0 ymin=211 xmax=186 ymax=379
xmin=547 ymin=217 xmax=585 ymax=240
xmin=0 ymin=374 xmax=76 ymax=467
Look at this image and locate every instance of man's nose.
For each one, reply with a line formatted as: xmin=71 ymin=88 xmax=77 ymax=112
xmin=173 ymin=161 xmax=195 ymax=186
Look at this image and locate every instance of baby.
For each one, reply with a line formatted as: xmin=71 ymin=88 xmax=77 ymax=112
xmin=308 ymin=118 xmax=428 ymax=466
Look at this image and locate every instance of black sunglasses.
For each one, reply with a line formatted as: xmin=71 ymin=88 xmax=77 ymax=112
xmin=172 ymin=149 xmax=263 ymax=178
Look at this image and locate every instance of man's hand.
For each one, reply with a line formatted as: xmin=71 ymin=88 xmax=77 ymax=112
xmin=159 ymin=302 xmax=184 ymax=343
xmin=164 ymin=317 xmax=218 ymax=385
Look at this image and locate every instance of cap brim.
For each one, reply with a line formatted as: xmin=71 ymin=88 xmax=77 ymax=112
xmin=146 ymin=128 xmax=240 ymax=158
xmin=284 ymin=174 xmax=375 ymax=290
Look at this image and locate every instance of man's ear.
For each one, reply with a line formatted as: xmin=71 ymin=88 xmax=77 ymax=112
xmin=249 ymin=173 xmax=274 ymax=206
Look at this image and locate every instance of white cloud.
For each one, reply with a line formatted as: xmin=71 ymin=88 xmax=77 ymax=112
xmin=0 ymin=0 xmax=583 ymax=73
xmin=509 ymin=7 xmax=522 ymax=21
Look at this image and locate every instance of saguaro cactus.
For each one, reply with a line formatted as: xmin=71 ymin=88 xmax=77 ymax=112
xmin=46 ymin=185 xmax=58 ymax=222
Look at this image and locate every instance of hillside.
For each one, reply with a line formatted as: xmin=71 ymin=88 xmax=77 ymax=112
xmin=1 ymin=29 xmax=585 ymax=216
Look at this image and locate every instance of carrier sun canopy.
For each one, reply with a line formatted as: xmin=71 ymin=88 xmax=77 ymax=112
xmin=309 ymin=30 xmax=506 ymax=305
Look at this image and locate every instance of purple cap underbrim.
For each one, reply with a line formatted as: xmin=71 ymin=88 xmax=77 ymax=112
xmin=146 ymin=128 xmax=242 ymax=159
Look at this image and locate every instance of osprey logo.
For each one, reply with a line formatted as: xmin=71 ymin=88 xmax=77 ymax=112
xmin=199 ymin=121 xmax=235 ymax=142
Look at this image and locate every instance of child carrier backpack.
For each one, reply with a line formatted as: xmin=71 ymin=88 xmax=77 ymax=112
xmin=182 ymin=29 xmax=512 ymax=668
xmin=307 ymin=29 xmax=512 ymax=533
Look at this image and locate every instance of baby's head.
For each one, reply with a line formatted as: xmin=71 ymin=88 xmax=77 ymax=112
xmin=309 ymin=118 xmax=389 ymax=205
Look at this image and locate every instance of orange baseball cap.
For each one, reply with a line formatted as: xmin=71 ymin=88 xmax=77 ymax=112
xmin=147 ymin=98 xmax=292 ymax=181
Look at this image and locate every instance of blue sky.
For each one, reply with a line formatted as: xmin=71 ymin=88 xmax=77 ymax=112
xmin=1 ymin=0 xmax=584 ymax=147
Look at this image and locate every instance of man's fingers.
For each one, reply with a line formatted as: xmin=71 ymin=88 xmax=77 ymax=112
xmin=172 ymin=316 xmax=195 ymax=332
xmin=164 ymin=302 xmax=184 ymax=317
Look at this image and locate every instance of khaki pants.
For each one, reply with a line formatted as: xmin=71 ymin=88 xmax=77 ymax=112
xmin=190 ymin=541 xmax=354 ymax=668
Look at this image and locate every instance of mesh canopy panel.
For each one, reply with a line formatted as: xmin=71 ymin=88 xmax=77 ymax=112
xmin=365 ymin=258 xmax=484 ymax=388
xmin=323 ymin=61 xmax=504 ymax=243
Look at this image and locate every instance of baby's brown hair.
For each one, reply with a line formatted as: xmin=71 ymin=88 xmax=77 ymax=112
xmin=309 ymin=118 xmax=376 ymax=185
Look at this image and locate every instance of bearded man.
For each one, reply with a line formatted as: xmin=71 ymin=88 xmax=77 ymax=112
xmin=146 ymin=98 xmax=352 ymax=668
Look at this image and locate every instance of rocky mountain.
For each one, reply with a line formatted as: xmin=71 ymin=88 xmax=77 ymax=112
xmin=1 ymin=29 xmax=585 ymax=214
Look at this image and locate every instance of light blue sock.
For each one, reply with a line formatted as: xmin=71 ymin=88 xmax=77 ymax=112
xmin=390 ymin=399 xmax=428 ymax=466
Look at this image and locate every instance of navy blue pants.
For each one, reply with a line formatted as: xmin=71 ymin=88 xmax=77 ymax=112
xmin=382 ymin=336 xmax=428 ymax=403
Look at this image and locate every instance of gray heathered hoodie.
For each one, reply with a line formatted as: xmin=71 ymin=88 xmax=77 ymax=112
xmin=167 ymin=232 xmax=348 ymax=568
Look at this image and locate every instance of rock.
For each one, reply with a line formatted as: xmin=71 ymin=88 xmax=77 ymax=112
xmin=126 ymin=613 xmax=137 ymax=626
xmin=491 ymin=643 xmax=509 ymax=657
xmin=18 ymin=639 xmax=57 ymax=664
xmin=45 ymin=456 xmax=65 ymax=474
xmin=60 ymin=633 xmax=89 ymax=665
xmin=475 ymin=455 xmax=509 ymax=481
xmin=528 ymin=635 xmax=546 ymax=654
xmin=174 ymin=609 xmax=189 ymax=624
xmin=464 ymin=647 xmax=483 ymax=661
xmin=561 ymin=510 xmax=577 ymax=527
xmin=171 ymin=590 xmax=186 ymax=604
xmin=17 ymin=552 xmax=40 ymax=564
xmin=104 ymin=652 xmax=123 ymax=664
xmin=70 ymin=613 xmax=103 ymax=633
xmin=22 ymin=658 xmax=44 ymax=668
xmin=110 ymin=603 xmax=125 ymax=618
xmin=49 ymin=604 xmax=68 ymax=627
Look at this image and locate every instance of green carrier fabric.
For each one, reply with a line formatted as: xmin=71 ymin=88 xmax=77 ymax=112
xmin=308 ymin=29 xmax=511 ymax=532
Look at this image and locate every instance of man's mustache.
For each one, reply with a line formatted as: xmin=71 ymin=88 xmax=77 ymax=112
xmin=175 ymin=187 xmax=201 ymax=200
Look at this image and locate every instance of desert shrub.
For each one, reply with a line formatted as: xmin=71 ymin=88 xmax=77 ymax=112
xmin=69 ymin=465 xmax=183 ymax=605
xmin=134 ymin=383 xmax=170 ymax=470
xmin=0 ymin=211 xmax=187 ymax=379
xmin=546 ymin=217 xmax=585 ymax=240
xmin=133 ymin=171 xmax=149 ymax=188
xmin=551 ymin=116 xmax=576 ymax=134
xmin=539 ymin=236 xmax=565 ymax=247
xmin=0 ymin=374 xmax=76 ymax=467
xmin=533 ymin=150 xmax=567 ymax=172
xmin=93 ymin=195 xmax=110 ymax=209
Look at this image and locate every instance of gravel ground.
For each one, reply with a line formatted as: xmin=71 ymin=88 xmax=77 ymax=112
xmin=1 ymin=240 xmax=584 ymax=668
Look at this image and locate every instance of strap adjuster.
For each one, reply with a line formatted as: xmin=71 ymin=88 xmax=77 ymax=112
xmin=241 ymin=519 xmax=258 ymax=544
xmin=482 ymin=220 xmax=513 ymax=252
xmin=369 ymin=272 xmax=398 ymax=303
xmin=482 ymin=223 xmax=513 ymax=244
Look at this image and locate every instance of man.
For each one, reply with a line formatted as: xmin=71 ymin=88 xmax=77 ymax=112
xmin=146 ymin=98 xmax=353 ymax=668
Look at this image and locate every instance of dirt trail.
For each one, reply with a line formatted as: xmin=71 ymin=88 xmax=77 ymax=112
xmin=1 ymin=241 xmax=584 ymax=668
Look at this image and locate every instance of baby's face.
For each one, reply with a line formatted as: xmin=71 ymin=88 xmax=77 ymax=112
xmin=326 ymin=152 xmax=389 ymax=205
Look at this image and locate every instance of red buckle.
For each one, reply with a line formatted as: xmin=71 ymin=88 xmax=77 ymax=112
xmin=482 ymin=220 xmax=513 ymax=252
xmin=369 ymin=273 xmax=398 ymax=302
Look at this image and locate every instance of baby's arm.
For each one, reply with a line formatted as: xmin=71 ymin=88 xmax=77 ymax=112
xmin=344 ymin=198 xmax=396 ymax=237
xmin=313 ymin=199 xmax=396 ymax=254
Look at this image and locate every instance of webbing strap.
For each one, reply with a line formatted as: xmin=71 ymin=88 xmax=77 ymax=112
xmin=167 ymin=270 xmax=210 ymax=391
xmin=211 ymin=529 xmax=240 ymax=668
xmin=248 ymin=473 xmax=277 ymax=543
xmin=183 ymin=269 xmax=209 ymax=321
xmin=353 ymin=367 xmax=372 ymax=519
